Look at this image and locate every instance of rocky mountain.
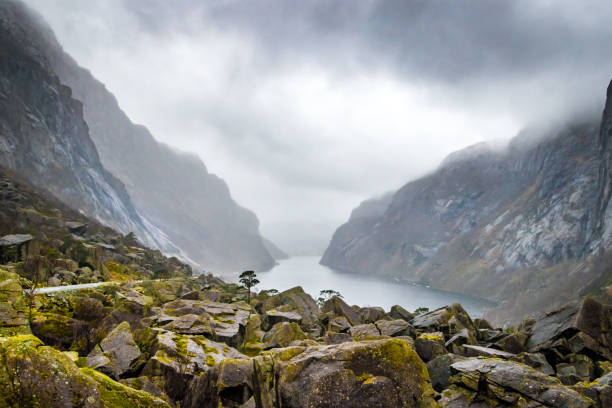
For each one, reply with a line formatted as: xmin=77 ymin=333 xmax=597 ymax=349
xmin=0 ymin=0 xmax=177 ymax=253
xmin=322 ymin=82 xmax=612 ymax=324
xmin=0 ymin=0 xmax=275 ymax=273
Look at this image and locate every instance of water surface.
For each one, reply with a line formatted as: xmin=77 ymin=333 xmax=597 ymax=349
xmin=258 ymin=256 xmax=495 ymax=317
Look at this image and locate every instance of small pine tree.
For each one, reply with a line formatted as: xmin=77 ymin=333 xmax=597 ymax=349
xmin=317 ymin=289 xmax=342 ymax=306
xmin=238 ymin=270 xmax=259 ymax=304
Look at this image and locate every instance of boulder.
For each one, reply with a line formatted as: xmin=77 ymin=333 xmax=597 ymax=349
xmin=375 ymin=319 xmax=415 ymax=337
xmin=349 ymin=323 xmax=381 ymax=340
xmin=216 ymin=358 xmax=255 ymax=407
xmin=252 ymin=338 xmax=438 ymax=408
xmin=262 ymin=309 xmax=302 ymax=331
xmin=450 ymin=357 xmax=593 ymax=407
xmin=263 ymin=322 xmax=306 ymax=349
xmin=510 ymin=352 xmax=555 ymax=376
xmin=444 ymin=328 xmax=477 ymax=353
xmin=492 ymin=331 xmax=528 ymax=354
xmin=0 ymin=334 xmax=168 ymax=407
xmin=415 ymin=332 xmax=447 ymax=362
xmin=412 ymin=304 xmax=475 ymax=338
xmin=262 ymin=286 xmax=320 ymax=329
xmin=31 ymin=313 xmax=75 ymax=349
xmin=163 ymin=314 xmax=213 ymax=335
xmin=389 ymin=304 xmax=414 ymax=322
xmin=359 ymin=306 xmax=386 ymax=323
xmin=328 ymin=316 xmax=351 ymax=333
xmin=527 ymin=298 xmax=612 ymax=361
xmin=321 ymin=296 xmax=361 ymax=326
xmin=87 ymin=321 xmax=141 ymax=379
xmin=556 ymin=354 xmax=597 ymax=385
xmin=160 ymin=299 xmax=250 ymax=347
xmin=0 ymin=269 xmax=29 ymax=336
xmin=426 ymin=353 xmax=465 ymax=392
xmin=142 ymin=330 xmax=245 ymax=404
xmin=572 ymin=372 xmax=612 ymax=408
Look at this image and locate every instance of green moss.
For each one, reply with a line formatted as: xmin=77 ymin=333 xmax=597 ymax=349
xmin=241 ymin=342 xmax=264 ymax=357
xmin=205 ymin=354 xmax=216 ymax=367
xmin=81 ymin=367 xmax=169 ymax=407
xmin=418 ymin=333 xmax=444 ymax=341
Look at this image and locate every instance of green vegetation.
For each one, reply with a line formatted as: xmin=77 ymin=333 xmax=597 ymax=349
xmin=238 ymin=270 xmax=259 ymax=304
xmin=316 ymin=289 xmax=342 ymax=306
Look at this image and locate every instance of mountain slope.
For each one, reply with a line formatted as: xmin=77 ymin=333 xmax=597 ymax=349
xmin=1 ymin=0 xmax=275 ymax=273
xmin=322 ymin=83 xmax=612 ymax=323
xmin=0 ymin=1 xmax=176 ymax=252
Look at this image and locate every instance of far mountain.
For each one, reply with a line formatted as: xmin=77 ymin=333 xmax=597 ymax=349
xmin=0 ymin=0 xmax=275 ymax=274
xmin=322 ymin=82 xmax=612 ymax=323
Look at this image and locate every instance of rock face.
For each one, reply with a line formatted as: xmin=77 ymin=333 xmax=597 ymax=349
xmin=252 ymin=339 xmax=438 ymax=408
xmin=322 ymin=82 xmax=612 ymax=323
xmin=0 ymin=0 xmax=177 ymax=252
xmin=0 ymin=0 xmax=274 ymax=272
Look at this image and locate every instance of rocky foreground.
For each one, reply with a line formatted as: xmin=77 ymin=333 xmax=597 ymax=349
xmin=0 ymin=269 xmax=610 ymax=408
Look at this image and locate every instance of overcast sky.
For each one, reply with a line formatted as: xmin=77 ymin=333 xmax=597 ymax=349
xmin=24 ymin=0 xmax=612 ymax=251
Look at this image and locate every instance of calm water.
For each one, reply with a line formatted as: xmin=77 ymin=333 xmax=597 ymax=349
xmin=257 ymin=256 xmax=495 ymax=317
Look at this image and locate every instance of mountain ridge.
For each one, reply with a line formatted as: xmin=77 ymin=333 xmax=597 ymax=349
xmin=0 ymin=0 xmax=275 ymax=273
xmin=322 ymin=82 xmax=612 ymax=323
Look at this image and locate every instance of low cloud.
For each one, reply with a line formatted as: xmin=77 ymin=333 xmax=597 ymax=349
xmin=24 ymin=0 xmax=612 ymax=250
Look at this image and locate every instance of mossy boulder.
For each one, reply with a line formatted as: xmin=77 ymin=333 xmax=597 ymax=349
xmin=426 ymin=353 xmax=465 ymax=392
xmin=376 ymin=319 xmax=415 ymax=337
xmin=349 ymin=323 xmax=381 ymax=341
xmin=412 ymin=304 xmax=475 ymax=338
xmin=328 ymin=315 xmax=351 ymax=333
xmin=389 ymin=304 xmax=414 ymax=322
xmin=262 ymin=309 xmax=302 ymax=331
xmin=0 ymin=334 xmax=168 ymax=407
xmin=142 ymin=330 xmax=245 ymax=404
xmin=82 ymin=368 xmax=170 ymax=407
xmin=162 ymin=313 xmax=213 ymax=335
xmin=263 ymin=322 xmax=306 ymax=349
xmin=0 ymin=269 xmax=29 ymax=336
xmin=321 ymin=296 xmax=361 ymax=326
xmin=572 ymin=372 xmax=612 ymax=408
xmin=87 ymin=321 xmax=141 ymax=379
xmin=253 ymin=338 xmax=438 ymax=408
xmin=30 ymin=312 xmax=75 ymax=349
xmin=359 ymin=306 xmax=386 ymax=324
xmin=415 ymin=332 xmax=447 ymax=362
xmin=262 ymin=286 xmax=319 ymax=329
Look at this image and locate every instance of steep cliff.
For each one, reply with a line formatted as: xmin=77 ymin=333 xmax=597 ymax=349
xmin=0 ymin=0 xmax=275 ymax=273
xmin=322 ymin=84 xmax=612 ymax=322
xmin=0 ymin=0 xmax=176 ymax=252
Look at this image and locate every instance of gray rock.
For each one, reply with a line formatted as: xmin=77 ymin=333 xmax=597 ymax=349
xmin=389 ymin=304 xmax=414 ymax=322
xmin=359 ymin=306 xmax=386 ymax=324
xmin=462 ymin=344 xmax=515 ymax=359
xmin=349 ymin=323 xmax=381 ymax=340
xmin=262 ymin=309 xmax=302 ymax=331
xmin=450 ymin=358 xmax=593 ymax=407
xmin=87 ymin=321 xmax=141 ymax=379
xmin=415 ymin=332 xmax=447 ymax=362
xmin=321 ymin=296 xmax=361 ymax=326
xmin=375 ymin=319 xmax=414 ymax=337
xmin=328 ymin=316 xmax=351 ymax=333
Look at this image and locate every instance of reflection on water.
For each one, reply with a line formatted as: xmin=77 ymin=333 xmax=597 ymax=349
xmin=257 ymin=256 xmax=495 ymax=317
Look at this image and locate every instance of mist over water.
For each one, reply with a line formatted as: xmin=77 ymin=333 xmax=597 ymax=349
xmin=257 ymin=256 xmax=495 ymax=317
